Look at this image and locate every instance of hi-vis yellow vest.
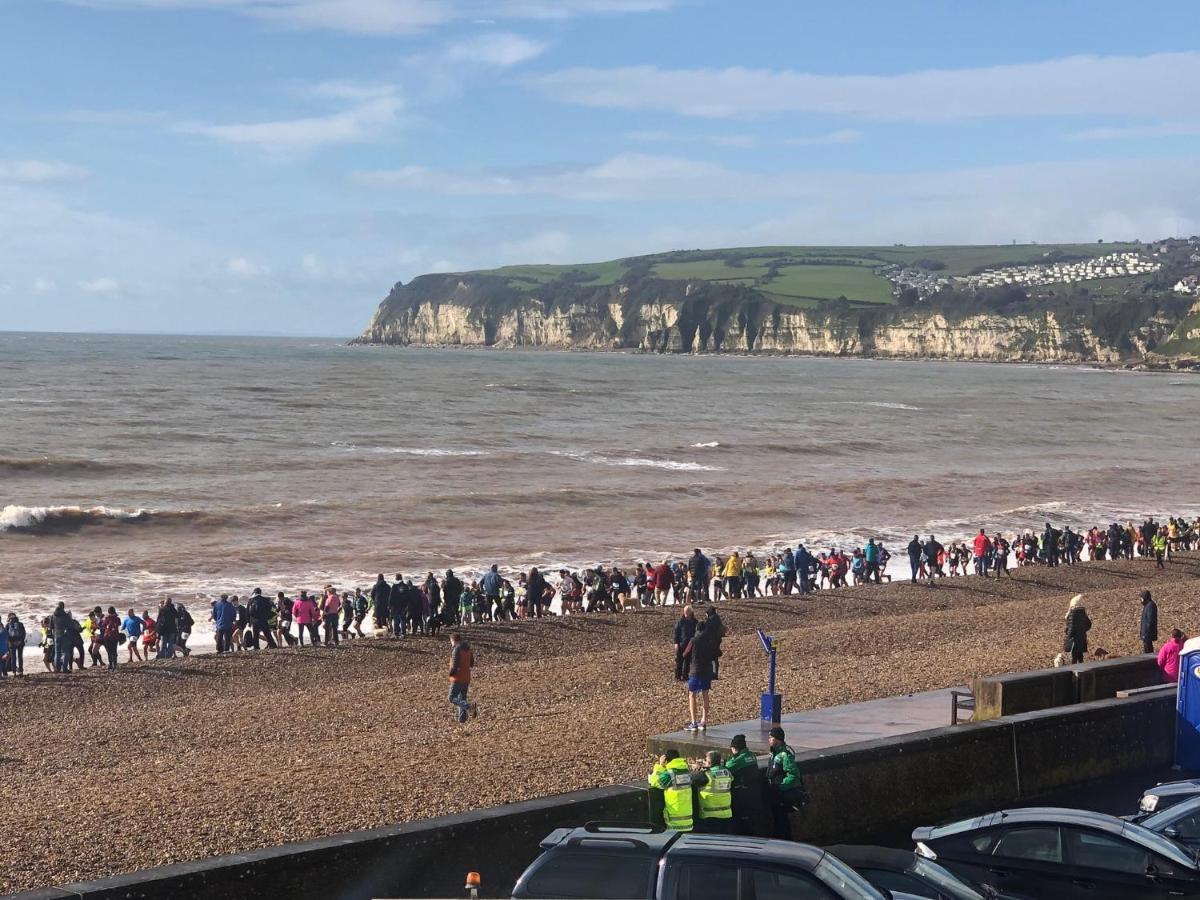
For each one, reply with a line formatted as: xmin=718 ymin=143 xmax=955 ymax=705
xmin=697 ymin=766 xmax=733 ymax=820
xmin=650 ymin=759 xmax=694 ymax=831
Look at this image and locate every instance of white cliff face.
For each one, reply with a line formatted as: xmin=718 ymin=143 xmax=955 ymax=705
xmin=356 ymin=289 xmax=1167 ymax=363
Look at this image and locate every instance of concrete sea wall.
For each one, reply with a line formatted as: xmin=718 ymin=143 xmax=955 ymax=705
xmin=11 ymin=691 xmax=1174 ymax=900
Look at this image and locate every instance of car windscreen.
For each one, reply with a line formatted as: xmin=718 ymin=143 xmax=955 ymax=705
xmin=909 ymin=858 xmax=985 ymax=899
xmin=1141 ymin=796 xmax=1200 ymax=834
xmin=813 ymin=854 xmax=886 ymax=899
xmin=520 ymin=849 xmax=656 ymax=899
xmin=1122 ymin=821 xmax=1200 ymax=869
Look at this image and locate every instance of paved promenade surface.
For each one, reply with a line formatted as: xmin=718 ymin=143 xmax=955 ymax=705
xmin=4 ymin=554 xmax=1199 ymax=893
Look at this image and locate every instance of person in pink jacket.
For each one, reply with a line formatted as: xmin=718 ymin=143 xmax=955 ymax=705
xmin=1158 ymin=629 xmax=1186 ymax=684
xmin=291 ymin=591 xmax=319 ymax=646
xmin=321 ymin=588 xmax=341 ymax=646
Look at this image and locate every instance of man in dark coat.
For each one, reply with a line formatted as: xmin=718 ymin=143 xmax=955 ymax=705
xmin=1140 ymin=590 xmax=1159 ymax=654
xmin=794 ymin=545 xmax=815 ymax=595
xmin=443 ymin=570 xmax=463 ymax=626
xmin=923 ymin=535 xmax=944 ymax=581
xmin=526 ymin=568 xmax=548 ymax=619
xmin=371 ymin=574 xmax=390 ymax=632
xmin=907 ymin=535 xmax=922 ymax=583
xmin=725 ymin=734 xmax=765 ymax=836
xmin=673 ymin=605 xmax=696 ymax=682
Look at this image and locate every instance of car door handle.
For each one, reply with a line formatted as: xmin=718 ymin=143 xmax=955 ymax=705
xmin=987 ymin=868 xmax=1009 ymax=877
xmin=1072 ymin=880 xmax=1095 ymax=889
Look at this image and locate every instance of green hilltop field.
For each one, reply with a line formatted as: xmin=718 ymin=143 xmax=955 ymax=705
xmin=469 ymin=242 xmax=1145 ymax=308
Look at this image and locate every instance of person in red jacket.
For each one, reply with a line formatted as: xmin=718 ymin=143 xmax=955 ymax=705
xmin=972 ymin=529 xmax=993 ymax=578
xmin=448 ymin=633 xmax=478 ymax=724
xmin=100 ymin=606 xmax=122 ymax=670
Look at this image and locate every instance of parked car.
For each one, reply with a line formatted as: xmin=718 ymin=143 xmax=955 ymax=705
xmin=911 ymin=807 xmax=1200 ymax=899
xmin=1133 ymin=780 xmax=1200 ymax=819
xmin=511 ymin=822 xmax=926 ymax=899
xmin=827 ymin=845 xmax=1032 ymax=900
xmin=1140 ymin=794 xmax=1200 ymax=850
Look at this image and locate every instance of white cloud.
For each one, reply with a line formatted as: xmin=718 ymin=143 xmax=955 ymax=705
xmin=626 ymin=130 xmax=757 ymax=148
xmin=0 ymin=160 xmax=90 ymax=185
xmin=1067 ymin=122 xmax=1200 ymax=141
xmin=227 ymin=256 xmax=270 ymax=277
xmin=784 ymin=129 xmax=862 ymax=146
xmin=444 ymin=32 xmax=548 ymax=67
xmin=32 ymin=278 xmax=58 ymax=294
xmin=354 ymin=151 xmax=1200 ymax=244
xmin=178 ymin=92 xmax=403 ymax=153
xmin=530 ymin=52 xmax=1200 ymax=121
xmin=78 ymin=276 xmax=120 ymax=293
xmin=56 ymin=0 xmax=669 ymax=35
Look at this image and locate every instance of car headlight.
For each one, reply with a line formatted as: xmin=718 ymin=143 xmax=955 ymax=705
xmin=1142 ymin=794 xmax=1160 ymax=813
xmin=915 ymin=841 xmax=938 ymax=860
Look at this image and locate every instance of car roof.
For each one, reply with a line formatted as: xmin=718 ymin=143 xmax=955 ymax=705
xmin=540 ymin=823 xmax=679 ymax=856
xmin=923 ymin=807 xmax=1128 ymax=839
xmin=917 ymin=807 xmax=1199 ymax=870
xmin=827 ymin=844 xmax=918 ymax=870
xmin=669 ymin=833 xmax=825 ymax=870
xmin=1148 ymin=780 xmax=1200 ymax=797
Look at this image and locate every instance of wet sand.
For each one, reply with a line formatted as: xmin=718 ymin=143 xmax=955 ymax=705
xmin=3 ymin=555 xmax=1198 ymax=893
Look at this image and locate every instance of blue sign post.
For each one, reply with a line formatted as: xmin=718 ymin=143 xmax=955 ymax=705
xmin=758 ymin=629 xmax=782 ymax=725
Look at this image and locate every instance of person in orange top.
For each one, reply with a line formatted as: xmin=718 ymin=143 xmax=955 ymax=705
xmin=448 ymin=633 xmax=478 ymax=724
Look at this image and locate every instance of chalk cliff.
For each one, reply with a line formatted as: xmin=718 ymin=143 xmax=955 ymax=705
xmin=354 ymin=273 xmax=1192 ymax=364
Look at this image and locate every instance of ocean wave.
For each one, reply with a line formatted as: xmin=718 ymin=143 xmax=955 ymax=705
xmin=849 ymin=401 xmax=923 ymax=411
xmin=0 ymin=456 xmax=143 ymax=477
xmin=692 ymin=441 xmax=721 ymax=448
xmin=0 ymin=505 xmax=202 ymax=534
xmin=332 ymin=442 xmax=490 ymax=457
xmin=549 ymin=450 xmax=722 ymax=472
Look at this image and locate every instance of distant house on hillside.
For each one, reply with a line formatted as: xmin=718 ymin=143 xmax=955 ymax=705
xmin=1174 ymin=275 xmax=1200 ymax=295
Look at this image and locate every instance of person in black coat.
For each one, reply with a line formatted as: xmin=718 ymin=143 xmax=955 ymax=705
xmin=725 ymin=734 xmax=766 ymax=836
xmin=526 ymin=568 xmax=548 ymax=619
xmin=907 ymin=536 xmax=923 ymax=583
xmin=1064 ymin=594 xmax=1091 ymax=664
xmin=923 ymin=535 xmax=944 ymax=581
xmin=1140 ymin=590 xmax=1159 ymax=655
xmin=673 ymin=605 xmax=697 ymax=682
xmin=371 ymin=574 xmax=390 ymax=632
xmin=443 ymin=570 xmax=463 ymax=626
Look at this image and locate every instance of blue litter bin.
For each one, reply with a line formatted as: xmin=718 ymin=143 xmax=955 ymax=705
xmin=1176 ymin=639 xmax=1200 ymax=770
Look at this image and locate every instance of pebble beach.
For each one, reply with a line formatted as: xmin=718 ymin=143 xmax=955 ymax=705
xmin=3 ymin=554 xmax=1198 ymax=893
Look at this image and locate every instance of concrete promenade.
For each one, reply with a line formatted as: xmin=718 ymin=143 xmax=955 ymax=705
xmin=648 ymin=687 xmax=970 ymax=756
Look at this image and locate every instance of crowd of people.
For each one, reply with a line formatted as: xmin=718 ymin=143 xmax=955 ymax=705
xmin=1 ymin=515 xmax=1195 ymax=678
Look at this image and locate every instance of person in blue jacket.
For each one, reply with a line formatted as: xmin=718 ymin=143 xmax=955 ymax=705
xmin=212 ymin=594 xmax=237 ymax=653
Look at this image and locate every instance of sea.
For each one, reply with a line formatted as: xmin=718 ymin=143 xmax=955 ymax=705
xmin=2 ymin=332 xmax=1199 ymax=642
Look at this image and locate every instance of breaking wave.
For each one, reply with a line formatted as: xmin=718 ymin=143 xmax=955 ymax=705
xmin=0 ymin=505 xmax=203 ymax=534
xmin=548 ymin=450 xmax=722 ymax=472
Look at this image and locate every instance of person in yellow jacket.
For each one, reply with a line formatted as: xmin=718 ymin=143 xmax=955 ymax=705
xmin=648 ymin=750 xmax=694 ymax=831
xmin=721 ymin=552 xmax=743 ymax=599
xmin=691 ymin=750 xmax=733 ymax=833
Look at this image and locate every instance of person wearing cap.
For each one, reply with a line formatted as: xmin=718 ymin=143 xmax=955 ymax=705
xmin=766 ymin=726 xmax=805 ymax=840
xmin=1139 ymin=590 xmax=1159 ymax=654
xmin=648 ymin=748 xmax=694 ymax=832
xmin=725 ymin=734 xmax=765 ymax=836
xmin=691 ymin=750 xmax=733 ymax=833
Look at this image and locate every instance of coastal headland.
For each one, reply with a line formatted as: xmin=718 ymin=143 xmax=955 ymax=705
xmin=4 ymin=554 xmax=1199 ymax=894
xmin=354 ymin=241 xmax=1200 ymax=366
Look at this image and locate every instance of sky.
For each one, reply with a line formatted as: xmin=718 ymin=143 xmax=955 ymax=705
xmin=2 ymin=0 xmax=1200 ymax=336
